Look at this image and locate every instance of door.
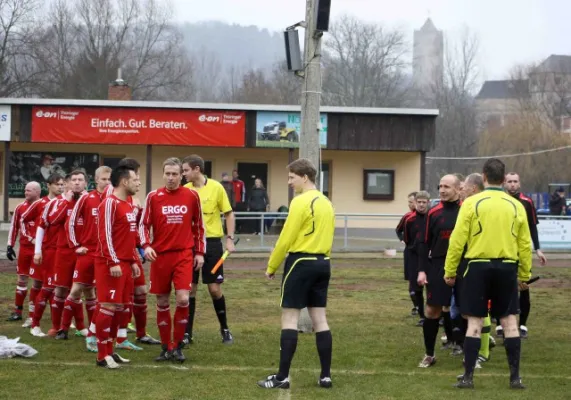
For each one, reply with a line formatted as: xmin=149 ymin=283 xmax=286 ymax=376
xmin=237 ymin=162 xmax=268 ymax=202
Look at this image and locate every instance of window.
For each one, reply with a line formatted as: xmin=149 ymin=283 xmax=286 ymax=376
xmin=101 ymin=156 xmax=126 ymax=170
xmin=321 ymin=162 xmax=332 ymax=199
xmin=363 ymin=169 xmax=395 ymax=200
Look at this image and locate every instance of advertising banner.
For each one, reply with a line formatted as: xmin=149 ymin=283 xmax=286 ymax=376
xmin=9 ymin=152 xmax=99 ymax=197
xmin=256 ymin=111 xmax=327 ymax=148
xmin=31 ymin=106 xmax=245 ymax=147
xmin=537 ymin=219 xmax=571 ymax=249
xmin=0 ymin=105 xmax=11 ymax=141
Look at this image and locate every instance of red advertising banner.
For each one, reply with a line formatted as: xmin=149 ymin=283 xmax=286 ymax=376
xmin=31 ymin=106 xmax=245 ymax=147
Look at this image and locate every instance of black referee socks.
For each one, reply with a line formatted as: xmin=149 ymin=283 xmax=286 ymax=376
xmin=504 ymin=337 xmax=522 ymax=381
xmin=463 ymin=337 xmax=481 ymax=378
xmin=316 ymin=330 xmax=333 ymax=379
xmin=277 ymin=329 xmax=298 ymax=381
xmin=213 ymin=296 xmax=228 ymax=330
xmin=442 ymin=311 xmax=454 ymax=345
xmin=186 ymin=297 xmax=196 ymax=336
xmin=423 ymin=318 xmax=440 ymax=357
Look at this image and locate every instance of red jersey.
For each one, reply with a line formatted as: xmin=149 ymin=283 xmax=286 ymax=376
xmin=8 ymin=201 xmax=33 ymax=248
xmin=139 ymin=186 xmax=206 ymax=255
xmin=67 ymin=189 xmax=105 ymax=251
xmin=39 ymin=197 xmax=62 ymax=250
xmin=231 ymin=179 xmax=245 ymax=203
xmin=97 ymin=195 xmax=139 ymax=265
xmin=20 ymin=196 xmax=53 ymax=243
xmin=48 ymin=197 xmax=82 ymax=249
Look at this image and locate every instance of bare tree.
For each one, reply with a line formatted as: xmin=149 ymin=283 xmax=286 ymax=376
xmin=321 ymin=14 xmax=409 ymax=107
xmin=270 ymin=61 xmax=301 ymax=105
xmin=0 ymin=0 xmax=43 ymax=96
xmin=424 ymin=28 xmax=481 ymax=192
xmin=32 ymin=0 xmax=193 ymax=100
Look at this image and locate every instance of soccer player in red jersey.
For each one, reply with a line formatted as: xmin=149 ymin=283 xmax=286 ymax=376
xmin=48 ymin=171 xmax=87 ymax=338
xmin=19 ymin=175 xmax=64 ymax=332
xmin=95 ymin=164 xmax=141 ymax=369
xmin=6 ymin=182 xmax=41 ymax=322
xmin=56 ymin=166 xmax=112 ymax=346
xmin=140 ymin=158 xmax=206 ymax=362
xmin=29 ymin=175 xmax=65 ymax=336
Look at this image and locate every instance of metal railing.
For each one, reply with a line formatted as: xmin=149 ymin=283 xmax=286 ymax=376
xmin=227 ymin=212 xmax=571 ymax=252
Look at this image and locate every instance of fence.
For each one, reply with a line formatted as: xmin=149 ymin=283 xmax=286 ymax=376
xmin=230 ymin=212 xmax=571 ymax=253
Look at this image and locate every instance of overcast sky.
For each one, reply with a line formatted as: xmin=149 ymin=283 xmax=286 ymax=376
xmin=171 ymin=0 xmax=570 ymax=82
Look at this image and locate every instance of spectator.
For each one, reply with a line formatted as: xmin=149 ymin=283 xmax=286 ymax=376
xmin=248 ymin=178 xmax=270 ymax=235
xmin=232 ymin=170 xmax=246 ymax=233
xmin=549 ymin=187 xmax=566 ymax=216
xmin=220 ymin=173 xmax=236 ymax=209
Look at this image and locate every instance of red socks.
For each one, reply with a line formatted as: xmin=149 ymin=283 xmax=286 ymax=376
xmin=157 ymin=306 xmax=172 ymax=348
xmin=85 ymin=298 xmax=97 ymax=326
xmin=14 ymin=283 xmax=27 ymax=313
xmin=28 ymin=286 xmax=41 ymax=319
xmin=96 ymin=307 xmax=114 ymax=361
xmin=32 ymin=288 xmax=53 ymax=328
xmin=60 ymin=297 xmax=85 ymax=331
xmin=116 ymin=306 xmax=131 ymax=345
xmin=174 ymin=305 xmax=189 ymax=345
xmin=133 ymin=294 xmax=147 ymax=339
xmin=50 ymin=296 xmax=65 ymax=331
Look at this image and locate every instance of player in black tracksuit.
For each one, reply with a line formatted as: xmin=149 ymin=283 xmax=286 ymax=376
xmin=395 ymin=192 xmax=418 ymax=315
xmin=504 ymin=173 xmax=547 ymax=339
xmin=417 ymin=175 xmax=462 ymax=368
xmin=403 ymin=191 xmax=430 ymax=326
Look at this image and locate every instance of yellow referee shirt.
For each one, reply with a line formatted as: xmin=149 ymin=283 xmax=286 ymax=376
xmin=267 ymin=189 xmax=335 ymax=274
xmin=185 ymin=178 xmax=233 ymax=239
xmin=444 ymin=187 xmax=532 ymax=281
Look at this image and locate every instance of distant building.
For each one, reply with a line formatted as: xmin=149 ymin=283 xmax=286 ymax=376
xmin=412 ymin=18 xmax=444 ymax=94
xmin=476 ymin=54 xmax=571 ymax=133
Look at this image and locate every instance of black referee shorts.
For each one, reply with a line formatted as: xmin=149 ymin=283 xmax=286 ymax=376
xmin=193 ymin=238 xmax=224 ymax=285
xmin=281 ymin=253 xmax=331 ymax=309
xmin=460 ymin=259 xmax=519 ymax=319
xmin=426 ymin=257 xmax=452 ymax=307
xmin=407 ymin=250 xmax=421 ymax=292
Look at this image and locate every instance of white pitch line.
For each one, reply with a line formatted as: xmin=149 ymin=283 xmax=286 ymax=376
xmin=6 ymin=359 xmax=571 ymax=381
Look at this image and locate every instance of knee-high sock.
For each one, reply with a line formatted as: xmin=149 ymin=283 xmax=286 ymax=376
xmin=415 ymin=290 xmax=425 ymax=319
xmin=174 ymin=305 xmax=189 ymax=345
xmin=442 ymin=311 xmax=454 ymax=344
xmin=157 ymin=305 xmax=172 ymax=348
xmin=88 ymin=304 xmax=100 ymax=338
xmin=316 ymin=330 xmax=332 ymax=379
xmin=28 ymin=286 xmax=41 ymax=320
xmin=422 ymin=318 xmax=440 ymax=357
xmin=116 ymin=306 xmax=131 ymax=344
xmin=213 ymin=296 xmax=228 ymax=330
xmin=85 ymin=298 xmax=97 ymax=326
xmin=50 ymin=296 xmax=65 ymax=331
xmin=463 ymin=337 xmax=481 ymax=379
xmin=96 ymin=307 xmax=114 ymax=361
xmin=133 ymin=294 xmax=148 ymax=339
xmin=504 ymin=337 xmax=522 ymax=381
xmin=14 ymin=281 xmax=28 ymax=313
xmin=276 ymin=329 xmax=298 ymax=381
xmin=32 ymin=288 xmax=53 ymax=328
xmin=186 ymin=297 xmax=196 ymax=336
xmin=107 ymin=306 xmax=122 ymax=355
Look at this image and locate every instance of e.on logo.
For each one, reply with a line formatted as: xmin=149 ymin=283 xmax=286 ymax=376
xmin=36 ymin=110 xmax=58 ymax=118
xmin=198 ymin=114 xmax=220 ymax=123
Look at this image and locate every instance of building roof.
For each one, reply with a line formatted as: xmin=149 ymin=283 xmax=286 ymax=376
xmin=475 ymin=80 xmax=529 ymax=99
xmin=419 ymin=18 xmax=438 ymax=32
xmin=0 ymin=98 xmax=439 ymax=117
xmin=536 ymin=55 xmax=571 ymax=74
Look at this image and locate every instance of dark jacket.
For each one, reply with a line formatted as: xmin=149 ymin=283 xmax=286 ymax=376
xmin=549 ymin=193 xmax=566 ymax=216
xmin=221 ymin=181 xmax=236 ymax=209
xmin=248 ymin=186 xmax=269 ymax=211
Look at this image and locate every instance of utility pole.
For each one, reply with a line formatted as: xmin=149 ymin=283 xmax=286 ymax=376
xmin=299 ymin=0 xmax=323 ymax=189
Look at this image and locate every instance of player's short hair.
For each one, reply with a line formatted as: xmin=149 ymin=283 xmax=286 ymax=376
xmin=466 ymin=173 xmax=485 ymax=192
xmin=95 ymin=166 xmax=112 ymax=178
xmin=64 ymin=173 xmax=72 ymax=181
xmin=288 ymin=158 xmax=317 ymax=183
xmin=70 ymin=170 xmax=86 ymax=180
xmin=505 ymin=172 xmax=519 ymax=179
xmin=111 ymin=165 xmax=135 ymax=188
xmin=163 ymin=157 xmax=182 ymax=172
xmin=117 ymin=158 xmax=140 ymax=172
xmin=415 ymin=190 xmax=430 ymax=200
xmin=453 ymin=173 xmax=465 ymax=182
xmin=47 ymin=173 xmax=64 ymax=185
xmin=482 ymin=158 xmax=505 ymax=185
xmin=182 ymin=154 xmax=205 ymax=173
xmin=408 ymin=192 xmax=417 ymax=198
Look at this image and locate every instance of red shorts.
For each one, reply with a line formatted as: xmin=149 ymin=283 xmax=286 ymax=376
xmin=73 ymin=253 xmax=96 ymax=286
xmin=149 ymin=249 xmax=194 ymax=295
xmin=16 ymin=246 xmax=34 ymax=276
xmin=54 ymin=248 xmax=77 ymax=289
xmin=95 ymin=258 xmax=134 ymax=304
xmin=42 ymin=248 xmax=57 ymax=288
xmin=133 ymin=259 xmax=146 ymax=288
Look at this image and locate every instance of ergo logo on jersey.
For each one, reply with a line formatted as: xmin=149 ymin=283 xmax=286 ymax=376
xmin=35 ymin=110 xmax=58 ymax=118
xmin=162 ymin=205 xmax=188 ymax=215
xmin=198 ymin=114 xmax=220 ymax=123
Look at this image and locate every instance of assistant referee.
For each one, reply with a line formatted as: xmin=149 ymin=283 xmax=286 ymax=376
xmin=444 ymin=158 xmax=532 ymax=390
xmin=257 ymin=158 xmax=335 ymax=390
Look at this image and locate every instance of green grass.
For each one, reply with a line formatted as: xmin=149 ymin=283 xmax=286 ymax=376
xmin=0 ymin=260 xmax=570 ymax=400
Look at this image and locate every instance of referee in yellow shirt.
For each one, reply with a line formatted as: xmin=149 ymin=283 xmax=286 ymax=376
xmin=257 ymin=158 xmax=335 ymax=390
xmin=182 ymin=154 xmax=236 ymax=345
xmin=444 ymin=158 xmax=531 ymax=390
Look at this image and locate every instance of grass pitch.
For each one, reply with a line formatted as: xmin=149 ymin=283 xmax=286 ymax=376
xmin=0 ymin=259 xmax=570 ymax=400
